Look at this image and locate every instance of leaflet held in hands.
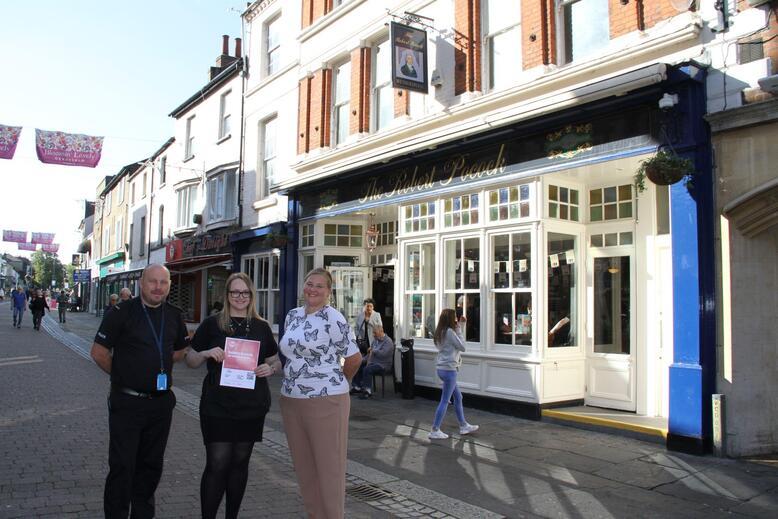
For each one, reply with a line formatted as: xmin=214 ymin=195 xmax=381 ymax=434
xmin=220 ymin=338 xmax=261 ymax=389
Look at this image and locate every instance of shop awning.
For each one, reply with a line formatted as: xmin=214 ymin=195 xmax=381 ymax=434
xmin=102 ymin=268 xmax=143 ymax=283
xmin=166 ymin=253 xmax=232 ymax=275
xmin=96 ymin=251 xmax=125 ymax=265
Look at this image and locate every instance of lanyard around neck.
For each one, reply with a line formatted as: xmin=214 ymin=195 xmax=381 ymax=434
xmin=142 ymin=304 xmax=166 ymax=373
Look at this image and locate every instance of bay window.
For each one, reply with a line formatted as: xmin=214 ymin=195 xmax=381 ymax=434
xmin=491 ymin=232 xmax=532 ymax=346
xmin=176 ymin=184 xmax=198 ymax=228
xmin=444 ymin=237 xmax=481 ymax=342
xmin=547 ymin=232 xmax=577 ymax=348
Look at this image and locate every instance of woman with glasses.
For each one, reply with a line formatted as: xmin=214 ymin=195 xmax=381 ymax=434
xmin=185 ymin=272 xmax=281 ymax=519
xmin=279 ymin=268 xmax=362 ymax=518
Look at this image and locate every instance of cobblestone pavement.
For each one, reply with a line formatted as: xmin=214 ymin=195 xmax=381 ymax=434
xmin=2 ymin=301 xmax=778 ymax=518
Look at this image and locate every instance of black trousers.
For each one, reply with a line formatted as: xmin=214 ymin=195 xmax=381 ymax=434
xmin=104 ymin=390 xmax=176 ymax=519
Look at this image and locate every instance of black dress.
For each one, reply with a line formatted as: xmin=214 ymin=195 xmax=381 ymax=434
xmin=191 ymin=314 xmax=279 ymax=443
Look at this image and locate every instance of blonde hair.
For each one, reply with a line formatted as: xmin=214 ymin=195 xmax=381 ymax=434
xmin=217 ymin=272 xmax=263 ymax=334
xmin=303 ymin=268 xmax=333 ymax=289
xmin=433 ymin=309 xmax=458 ymax=346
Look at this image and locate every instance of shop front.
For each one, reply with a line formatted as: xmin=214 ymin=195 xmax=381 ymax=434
xmin=165 ymin=231 xmax=234 ymax=331
xmin=95 ymin=252 xmax=126 ymax=315
xmin=284 ymin=64 xmax=714 ymax=451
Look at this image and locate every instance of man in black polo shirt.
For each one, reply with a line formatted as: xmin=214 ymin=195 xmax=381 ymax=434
xmin=91 ymin=263 xmax=189 ymax=519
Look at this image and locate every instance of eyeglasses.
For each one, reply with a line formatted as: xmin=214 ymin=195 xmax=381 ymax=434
xmin=228 ymin=291 xmax=251 ymax=299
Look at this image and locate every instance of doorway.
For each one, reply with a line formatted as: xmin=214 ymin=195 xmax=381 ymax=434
xmin=372 ymin=265 xmax=394 ymax=340
xmin=586 ymin=248 xmax=636 ymax=411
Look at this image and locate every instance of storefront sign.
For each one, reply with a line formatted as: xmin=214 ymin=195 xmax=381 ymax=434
xmin=73 ymin=269 xmax=91 ymax=283
xmin=298 ymin=107 xmax=656 ymax=218
xmin=181 ymin=232 xmax=231 ymax=258
xmin=166 ymin=239 xmax=183 ymax=262
xmin=391 ymin=22 xmax=428 ymax=94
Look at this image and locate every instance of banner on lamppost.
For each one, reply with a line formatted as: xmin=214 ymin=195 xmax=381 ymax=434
xmin=31 ymin=232 xmax=56 ymax=244
xmin=390 ymin=21 xmax=428 ymax=94
xmin=18 ymin=243 xmax=37 ymax=251
xmin=41 ymin=243 xmax=59 ymax=253
xmin=3 ymin=230 xmax=27 ymax=243
xmin=0 ymin=124 xmax=22 ymax=160
xmin=35 ymin=129 xmax=104 ymax=168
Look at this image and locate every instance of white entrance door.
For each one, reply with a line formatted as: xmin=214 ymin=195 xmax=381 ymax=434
xmin=329 ymin=266 xmax=370 ymax=329
xmin=585 ymin=249 xmax=636 ymax=411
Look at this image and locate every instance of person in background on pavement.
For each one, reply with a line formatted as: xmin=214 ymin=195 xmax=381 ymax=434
xmin=428 ymin=308 xmax=479 ymax=440
xmin=119 ymin=287 xmax=132 ymax=302
xmin=0 ymin=287 xmax=5 ymax=300
xmin=104 ymin=293 xmax=119 ymax=317
xmin=56 ymin=290 xmax=69 ymax=323
xmin=354 ymin=297 xmax=382 ymax=356
xmin=279 ymin=268 xmax=362 ymax=519
xmin=11 ymin=286 xmax=27 ymax=329
xmin=352 ymin=324 xmax=394 ymax=399
xmin=90 ymin=264 xmax=189 ymax=519
xmin=186 ymin=272 xmax=281 ymax=519
xmin=29 ymin=289 xmax=49 ymax=331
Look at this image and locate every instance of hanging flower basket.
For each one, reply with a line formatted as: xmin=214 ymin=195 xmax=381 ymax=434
xmin=634 ymin=150 xmax=694 ymax=191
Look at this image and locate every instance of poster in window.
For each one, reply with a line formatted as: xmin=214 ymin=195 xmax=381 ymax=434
xmin=391 ymin=22 xmax=428 ymax=94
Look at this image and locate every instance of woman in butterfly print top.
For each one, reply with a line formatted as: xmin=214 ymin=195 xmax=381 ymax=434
xmin=279 ymin=268 xmax=362 ymax=519
xmin=186 ymin=272 xmax=282 ymax=519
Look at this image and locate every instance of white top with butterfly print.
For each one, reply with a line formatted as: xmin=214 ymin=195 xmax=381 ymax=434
xmin=279 ymin=305 xmax=360 ymax=398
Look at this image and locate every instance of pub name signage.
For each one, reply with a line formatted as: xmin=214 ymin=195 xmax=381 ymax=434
xmin=299 ymin=107 xmax=654 ymax=218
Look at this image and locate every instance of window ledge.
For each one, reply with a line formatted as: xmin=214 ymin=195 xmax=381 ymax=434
xmin=297 ymin=0 xmax=366 ymax=42
xmin=216 ymin=134 xmax=231 ymax=145
xmin=173 ymin=226 xmax=197 ymax=237
xmin=183 ymin=154 xmax=195 ymax=163
xmin=205 ymin=218 xmax=238 ymax=232
xmin=253 ymin=195 xmax=280 ymax=211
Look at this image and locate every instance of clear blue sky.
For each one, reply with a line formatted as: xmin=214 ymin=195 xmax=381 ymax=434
xmin=0 ymin=0 xmax=245 ymax=265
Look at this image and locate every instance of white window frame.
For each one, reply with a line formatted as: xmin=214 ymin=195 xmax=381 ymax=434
xmin=139 ymin=215 xmax=146 ymax=257
xmin=242 ymin=251 xmax=282 ymax=330
xmin=102 ymin=225 xmax=110 ymax=256
xmin=142 ymin=172 xmax=147 ymax=198
xmin=555 ymin=0 xmax=610 ymax=65
xmin=259 ymin=115 xmax=278 ymax=198
xmin=117 ymin=179 xmax=125 ymax=203
xmin=372 ymin=39 xmax=393 ymax=132
xmin=185 ymin=115 xmax=196 ymax=159
xmin=332 ymin=60 xmax=351 ymax=145
xmin=206 ymin=168 xmax=238 ymax=223
xmin=159 ymin=156 xmax=167 ymax=186
xmin=176 ymin=184 xmax=198 ymax=229
xmin=265 ymin=15 xmax=281 ymax=76
xmin=219 ymin=91 xmax=231 ymax=140
xmin=115 ymin=219 xmax=123 ymax=253
xmin=158 ymin=206 xmax=165 ymax=246
xmin=129 ymin=223 xmax=134 ymax=259
xmin=105 ymin=192 xmax=112 ymax=215
xmin=442 ymin=234 xmax=482 ymax=344
xmin=483 ymin=0 xmax=522 ymax=91
xmin=402 ymin=240 xmax=437 ymax=340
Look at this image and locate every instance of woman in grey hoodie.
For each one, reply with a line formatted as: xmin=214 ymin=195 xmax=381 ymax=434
xmin=429 ymin=308 xmax=479 ymax=440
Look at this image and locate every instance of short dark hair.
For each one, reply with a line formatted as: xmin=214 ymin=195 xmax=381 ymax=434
xmin=363 ymin=298 xmax=375 ymax=305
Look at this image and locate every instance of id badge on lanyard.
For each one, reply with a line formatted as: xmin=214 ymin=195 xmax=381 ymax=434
xmin=143 ymin=305 xmax=168 ymax=390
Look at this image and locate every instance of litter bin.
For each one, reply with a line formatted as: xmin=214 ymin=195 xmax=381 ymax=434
xmin=399 ymin=338 xmax=415 ymax=399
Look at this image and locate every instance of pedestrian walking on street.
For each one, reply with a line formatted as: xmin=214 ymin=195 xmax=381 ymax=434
xmin=90 ymin=264 xmax=189 ymax=519
xmin=279 ymin=268 xmax=362 ymax=519
xmin=104 ymin=293 xmax=119 ymax=317
xmin=429 ymin=308 xmax=479 ymax=440
xmin=11 ymin=286 xmax=27 ymax=328
xmin=186 ymin=272 xmax=281 ymax=519
xmin=29 ymin=289 xmax=49 ymax=331
xmin=119 ymin=287 xmax=132 ymax=302
xmin=56 ymin=289 xmax=69 ymax=323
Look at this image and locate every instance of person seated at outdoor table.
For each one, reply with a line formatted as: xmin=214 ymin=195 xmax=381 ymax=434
xmin=352 ymin=325 xmax=394 ymax=399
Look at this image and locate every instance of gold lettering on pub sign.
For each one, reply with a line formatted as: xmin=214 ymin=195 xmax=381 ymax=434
xmin=359 ymin=144 xmax=506 ymax=204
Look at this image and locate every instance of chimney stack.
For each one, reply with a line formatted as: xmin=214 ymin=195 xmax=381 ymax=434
xmin=211 ymin=35 xmax=239 ymax=79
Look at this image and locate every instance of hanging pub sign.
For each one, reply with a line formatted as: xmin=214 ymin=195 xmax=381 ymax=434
xmin=0 ymin=124 xmax=22 ymax=160
xmin=31 ymin=232 xmax=56 ymax=245
xmin=391 ymin=21 xmax=428 ymax=94
xmin=72 ymin=254 xmax=81 ymax=265
xmin=35 ymin=129 xmax=104 ymax=168
xmin=3 ymin=230 xmax=27 ymax=243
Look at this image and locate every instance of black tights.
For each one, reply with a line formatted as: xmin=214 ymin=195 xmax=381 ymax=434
xmin=201 ymin=441 xmax=255 ymax=519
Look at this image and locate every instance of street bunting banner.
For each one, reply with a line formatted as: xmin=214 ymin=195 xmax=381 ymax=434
xmin=391 ymin=22 xmax=428 ymax=94
xmin=41 ymin=243 xmax=60 ymax=253
xmin=31 ymin=232 xmax=56 ymax=244
xmin=0 ymin=124 xmax=22 ymax=160
xmin=35 ymin=128 xmax=104 ymax=168
xmin=18 ymin=243 xmax=37 ymax=251
xmin=3 ymin=230 xmax=27 ymax=243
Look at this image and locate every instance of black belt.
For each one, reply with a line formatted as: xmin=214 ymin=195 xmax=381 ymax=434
xmin=112 ymin=385 xmax=170 ymax=399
